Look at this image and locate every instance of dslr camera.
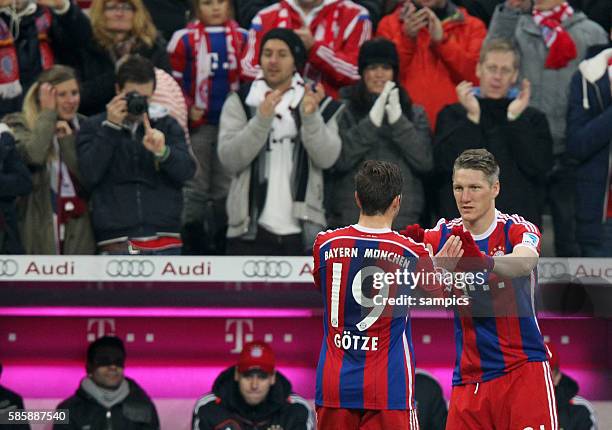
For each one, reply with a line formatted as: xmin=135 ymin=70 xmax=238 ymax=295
xmin=125 ymin=91 xmax=148 ymax=115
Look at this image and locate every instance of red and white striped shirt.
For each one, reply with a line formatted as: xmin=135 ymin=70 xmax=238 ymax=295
xmin=241 ymin=0 xmax=371 ymax=98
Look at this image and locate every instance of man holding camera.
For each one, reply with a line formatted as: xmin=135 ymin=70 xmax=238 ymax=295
xmin=77 ymin=55 xmax=196 ymax=255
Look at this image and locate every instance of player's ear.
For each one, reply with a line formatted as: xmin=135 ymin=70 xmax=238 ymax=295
xmin=492 ymin=180 xmax=500 ymax=198
xmin=354 ymin=191 xmax=362 ymax=209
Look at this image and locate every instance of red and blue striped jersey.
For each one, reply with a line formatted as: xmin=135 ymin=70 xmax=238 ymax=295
xmin=312 ymin=224 xmax=431 ymax=410
xmin=424 ymin=210 xmax=548 ymax=386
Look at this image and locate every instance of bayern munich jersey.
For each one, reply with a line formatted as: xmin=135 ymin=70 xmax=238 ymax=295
xmin=312 ymin=224 xmax=431 ymax=410
xmin=424 ymin=210 xmax=548 ymax=385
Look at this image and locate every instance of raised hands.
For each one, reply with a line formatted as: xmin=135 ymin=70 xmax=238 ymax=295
xmin=400 ymin=223 xmax=425 ymax=243
xmin=369 ymin=81 xmax=395 ymax=127
xmin=55 ymin=120 xmax=72 ymax=138
xmin=456 ymin=81 xmax=480 ymax=124
xmin=106 ymin=92 xmax=128 ymax=126
xmin=426 ymin=8 xmax=444 ymax=43
xmin=142 ymin=114 xmax=166 ymax=156
xmin=259 ymin=89 xmax=283 ymax=118
xmin=302 ymin=82 xmax=325 ymax=115
xmin=39 ymin=83 xmax=57 ymax=111
xmin=507 ymin=79 xmax=531 ymax=121
xmin=450 ymin=226 xmax=494 ymax=272
xmin=401 ymin=2 xmax=429 ymax=39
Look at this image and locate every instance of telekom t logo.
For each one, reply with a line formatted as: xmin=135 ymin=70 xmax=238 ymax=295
xmin=225 ymin=319 xmax=253 ymax=353
xmin=87 ymin=318 xmax=116 ymax=341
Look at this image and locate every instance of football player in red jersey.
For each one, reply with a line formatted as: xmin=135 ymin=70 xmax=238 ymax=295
xmin=313 ymin=160 xmax=462 ymax=430
xmin=405 ymin=149 xmax=558 ymax=429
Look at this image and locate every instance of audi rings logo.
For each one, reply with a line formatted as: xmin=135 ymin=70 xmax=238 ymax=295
xmin=243 ymin=260 xmax=292 ymax=278
xmin=538 ymin=262 xmax=568 ymax=280
xmin=0 ymin=259 xmax=18 ymax=277
xmin=106 ymin=260 xmax=155 ymax=277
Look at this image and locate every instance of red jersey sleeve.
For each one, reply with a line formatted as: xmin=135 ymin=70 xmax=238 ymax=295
xmin=507 ymin=216 xmax=541 ymax=255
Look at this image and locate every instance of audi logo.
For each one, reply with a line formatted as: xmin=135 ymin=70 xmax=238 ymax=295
xmin=0 ymin=259 xmax=18 ymax=276
xmin=243 ymin=260 xmax=292 ymax=278
xmin=106 ymin=260 xmax=155 ymax=277
xmin=538 ymin=262 xmax=568 ymax=280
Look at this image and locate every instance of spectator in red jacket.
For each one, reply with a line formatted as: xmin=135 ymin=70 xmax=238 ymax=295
xmin=377 ymin=0 xmax=487 ymax=129
xmin=241 ymin=0 xmax=372 ymax=98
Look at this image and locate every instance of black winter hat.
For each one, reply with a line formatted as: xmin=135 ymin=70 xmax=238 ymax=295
xmin=86 ymin=336 xmax=126 ymax=372
xmin=358 ymin=38 xmax=399 ymax=76
xmin=259 ymin=28 xmax=307 ymax=71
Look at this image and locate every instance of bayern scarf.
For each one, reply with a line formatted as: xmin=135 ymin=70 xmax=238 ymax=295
xmin=0 ymin=4 xmax=54 ymax=99
xmin=192 ymin=20 xmax=243 ymax=112
xmin=532 ymin=2 xmax=577 ymax=69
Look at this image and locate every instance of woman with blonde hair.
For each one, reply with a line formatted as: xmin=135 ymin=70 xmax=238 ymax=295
xmin=2 ymin=65 xmax=95 ymax=254
xmin=63 ymin=0 xmax=171 ymax=115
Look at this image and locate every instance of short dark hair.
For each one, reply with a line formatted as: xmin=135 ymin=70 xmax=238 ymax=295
xmin=354 ymin=160 xmax=403 ymax=215
xmin=116 ymin=55 xmax=156 ymax=90
xmin=87 ymin=336 xmax=126 ymax=366
xmin=453 ymin=149 xmax=500 ymax=185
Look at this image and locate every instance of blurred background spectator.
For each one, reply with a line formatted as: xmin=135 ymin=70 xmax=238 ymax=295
xmin=219 ymin=29 xmax=342 ymax=255
xmin=240 ymin=0 xmax=371 ymax=98
xmin=434 ymin=39 xmax=553 ymax=228
xmin=0 ymin=0 xmax=81 ymax=117
xmin=567 ymin=28 xmax=612 ymax=257
xmin=236 ymin=0 xmax=382 ymax=31
xmin=0 ymin=363 xmax=30 ymax=430
xmin=3 ymin=65 xmax=95 ymax=255
xmin=547 ymin=342 xmax=599 ymax=430
xmin=383 ymin=0 xmax=505 ymax=27
xmin=0 ymin=123 xmax=31 ymax=254
xmin=415 ymin=369 xmax=447 ymax=430
xmin=192 ymin=341 xmax=314 ymax=430
xmin=327 ymin=38 xmax=432 ymax=229
xmin=76 ymin=55 xmax=195 ymax=255
xmin=168 ymin=0 xmax=246 ymax=255
xmin=377 ymin=0 xmax=487 ymax=129
xmin=569 ymin=0 xmax=610 ymax=34
xmin=60 ymin=0 xmax=171 ymax=116
xmin=487 ymin=0 xmax=607 ymax=257
xmin=54 ymin=336 xmax=159 ymax=430
xmin=142 ymin=0 xmax=190 ymax=42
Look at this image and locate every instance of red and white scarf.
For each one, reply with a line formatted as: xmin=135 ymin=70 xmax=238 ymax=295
xmin=191 ymin=20 xmax=243 ymax=112
xmin=0 ymin=5 xmax=54 ymax=98
xmin=49 ymin=117 xmax=87 ymax=253
xmin=532 ymin=2 xmax=577 ymax=69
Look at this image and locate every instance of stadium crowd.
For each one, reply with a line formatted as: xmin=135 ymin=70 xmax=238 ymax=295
xmin=0 ymin=0 xmax=610 ymax=257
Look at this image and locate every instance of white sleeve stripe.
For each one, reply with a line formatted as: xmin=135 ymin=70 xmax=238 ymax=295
xmin=317 ymin=46 xmax=359 ymax=78
xmin=358 ymin=19 xmax=372 ymax=46
xmin=316 ymin=48 xmax=357 ymax=77
xmin=571 ymin=395 xmax=598 ymax=429
xmin=342 ymin=13 xmax=361 ymax=41
xmin=167 ymin=29 xmax=190 ymax=53
xmin=193 ymin=394 xmax=217 ymax=414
